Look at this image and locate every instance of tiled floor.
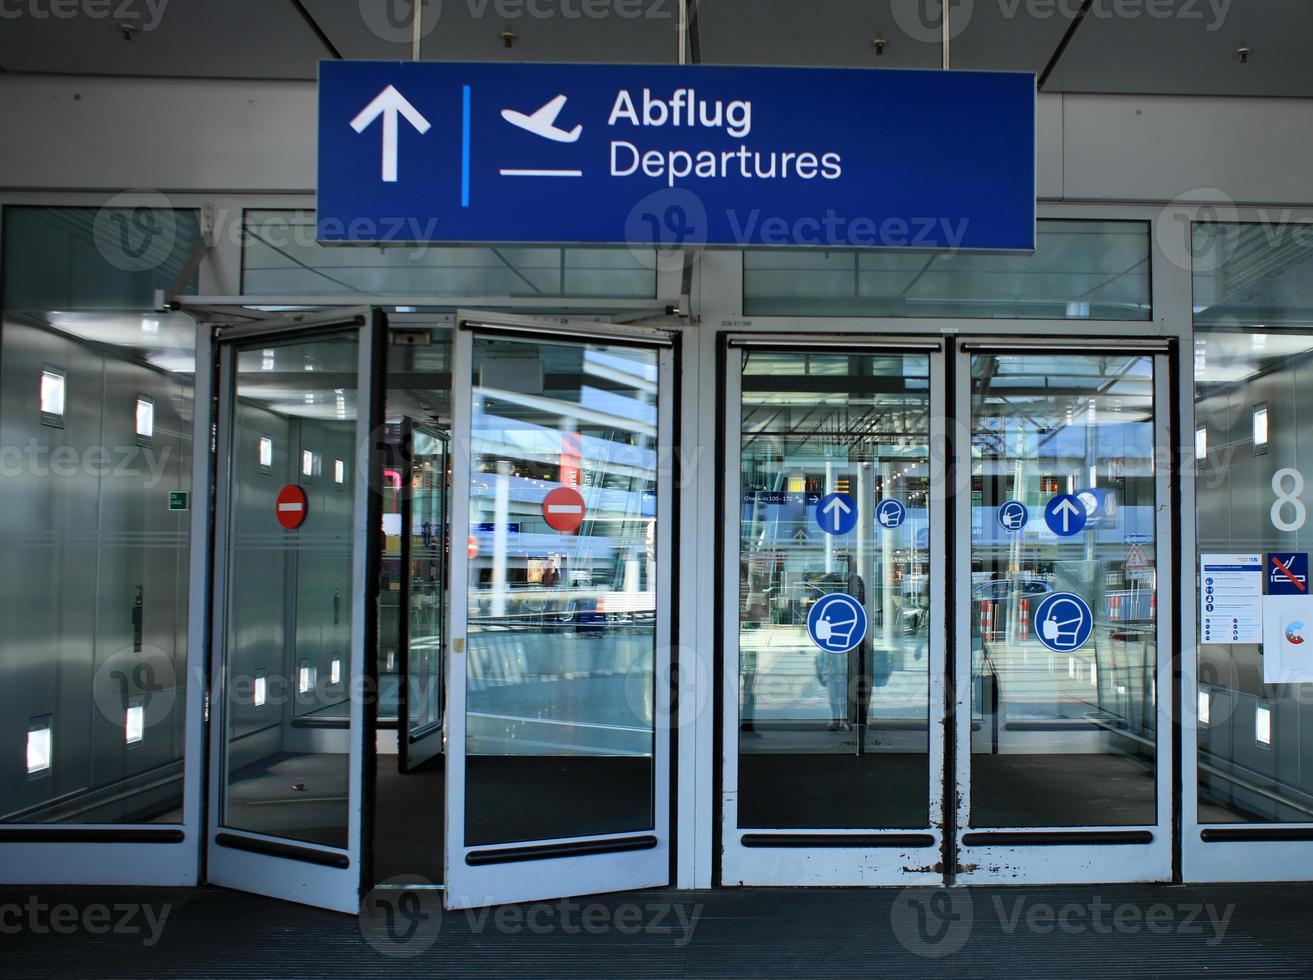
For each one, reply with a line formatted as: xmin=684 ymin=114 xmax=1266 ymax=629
xmin=3 ymin=881 xmax=1311 ymax=978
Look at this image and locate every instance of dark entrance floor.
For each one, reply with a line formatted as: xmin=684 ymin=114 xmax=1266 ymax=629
xmin=3 ymin=881 xmax=1311 ymax=978
xmin=739 ymin=751 xmax=1159 ymax=829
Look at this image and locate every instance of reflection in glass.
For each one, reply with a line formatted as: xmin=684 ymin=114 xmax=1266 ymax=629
xmin=737 ymin=350 xmax=931 ymax=829
xmin=744 ymin=220 xmax=1150 ymax=320
xmin=220 ymin=333 xmax=359 ymax=848
xmin=969 ymin=352 xmax=1158 ymax=827
xmin=241 ymin=210 xmax=657 ymax=299
xmin=464 ymin=336 xmax=659 ymax=846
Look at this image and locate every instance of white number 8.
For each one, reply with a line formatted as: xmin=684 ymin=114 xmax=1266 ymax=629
xmin=1272 ymin=468 xmax=1307 ymax=533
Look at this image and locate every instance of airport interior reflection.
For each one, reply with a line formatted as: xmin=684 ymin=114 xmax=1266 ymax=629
xmin=737 ymin=349 xmax=931 ymax=829
xmin=967 ymin=351 xmax=1159 ymax=828
xmin=461 ymin=334 xmax=660 ymax=847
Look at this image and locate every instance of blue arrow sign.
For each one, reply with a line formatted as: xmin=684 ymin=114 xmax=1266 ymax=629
xmin=807 ymin=593 xmax=869 ymax=653
xmin=1044 ymin=494 xmax=1087 ymax=537
xmin=1033 ymin=592 xmax=1094 ymax=652
xmin=815 ymin=492 xmax=858 ymax=535
xmin=318 ymin=62 xmax=1036 ymax=249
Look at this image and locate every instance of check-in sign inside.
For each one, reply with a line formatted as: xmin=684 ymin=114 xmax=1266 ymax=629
xmin=318 ymin=62 xmax=1035 ymax=250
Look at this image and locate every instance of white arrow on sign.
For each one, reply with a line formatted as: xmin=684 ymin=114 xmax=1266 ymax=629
xmin=1052 ymin=497 xmax=1083 ymax=533
xmin=821 ymin=495 xmax=852 ymax=531
xmin=350 ymin=85 xmax=431 ymax=183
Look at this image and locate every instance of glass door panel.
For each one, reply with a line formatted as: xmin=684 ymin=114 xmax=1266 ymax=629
xmin=721 ymin=340 xmax=946 ymax=887
xmin=206 ymin=310 xmax=384 ymax=913
xmin=445 ymin=320 xmax=672 ymax=908
xmin=954 ymin=343 xmax=1172 ymax=884
xmin=400 ymin=425 xmax=447 ymax=772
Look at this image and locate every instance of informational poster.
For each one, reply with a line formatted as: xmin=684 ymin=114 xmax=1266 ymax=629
xmin=1200 ymin=553 xmax=1264 ymax=645
xmin=1262 ymin=594 xmax=1313 ymax=683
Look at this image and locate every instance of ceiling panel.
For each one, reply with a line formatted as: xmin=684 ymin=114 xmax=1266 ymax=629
xmin=0 ymin=0 xmax=330 ymax=79
xmin=1044 ymin=0 xmax=1313 ymax=97
xmin=951 ymin=1 xmax=1077 ymax=74
xmin=303 ymin=0 xmax=417 ymax=60
xmin=697 ymin=0 xmax=939 ymax=69
xmin=696 ymin=0 xmax=1071 ymax=74
xmin=415 ymin=2 xmax=679 ymax=64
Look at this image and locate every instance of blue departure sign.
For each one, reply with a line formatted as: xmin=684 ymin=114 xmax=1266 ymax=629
xmin=815 ymin=492 xmax=858 ymax=535
xmin=807 ymin=593 xmax=869 ymax=653
xmin=318 ymin=62 xmax=1036 ymax=249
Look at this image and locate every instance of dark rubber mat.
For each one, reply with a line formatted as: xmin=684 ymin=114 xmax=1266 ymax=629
xmin=3 ymin=881 xmax=1312 ymax=978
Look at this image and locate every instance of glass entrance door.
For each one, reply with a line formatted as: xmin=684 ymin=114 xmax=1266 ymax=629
xmin=953 ymin=341 xmax=1173 ymax=884
xmin=720 ymin=335 xmax=1175 ymax=887
xmin=206 ymin=309 xmax=385 ymax=913
xmin=444 ymin=315 xmax=673 ymax=909
xmin=720 ymin=338 xmax=948 ymax=886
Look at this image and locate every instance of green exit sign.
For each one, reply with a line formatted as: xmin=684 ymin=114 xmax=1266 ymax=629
xmin=168 ymin=491 xmax=190 ymax=512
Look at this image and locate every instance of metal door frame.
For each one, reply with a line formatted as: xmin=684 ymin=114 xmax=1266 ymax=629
xmin=951 ymin=337 xmax=1175 ymax=885
xmin=718 ymin=334 xmax=949 ymax=886
xmin=444 ymin=311 xmax=677 ymax=909
xmin=204 ymin=307 xmax=386 ymax=913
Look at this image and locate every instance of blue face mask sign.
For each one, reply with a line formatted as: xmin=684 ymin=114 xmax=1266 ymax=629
xmin=1044 ymin=494 xmax=1087 ymax=537
xmin=815 ymin=492 xmax=858 ymax=535
xmin=807 ymin=593 xmax=869 ymax=653
xmin=875 ymin=499 xmax=907 ymax=530
xmin=1033 ymin=592 xmax=1094 ymax=652
xmin=998 ymin=501 xmax=1029 ymax=533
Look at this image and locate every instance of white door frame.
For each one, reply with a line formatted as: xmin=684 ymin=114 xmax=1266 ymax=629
xmin=444 ymin=311 xmax=676 ymax=909
xmin=204 ymin=307 xmax=385 ymax=914
xmin=952 ymin=337 xmax=1175 ymax=885
xmin=716 ymin=326 xmax=1179 ymax=887
xmin=718 ymin=334 xmax=949 ymax=887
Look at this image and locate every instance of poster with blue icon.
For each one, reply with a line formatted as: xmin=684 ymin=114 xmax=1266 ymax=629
xmin=1200 ymin=553 xmax=1262 ymax=645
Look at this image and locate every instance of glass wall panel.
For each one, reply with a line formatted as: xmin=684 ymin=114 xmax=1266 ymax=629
xmin=463 ymin=335 xmax=659 ymax=846
xmin=968 ymin=351 xmax=1159 ymax=827
xmin=3 ymin=205 xmax=199 ymax=310
xmin=1194 ymin=221 xmax=1313 ymax=823
xmin=1 ymin=202 xmax=199 ymax=823
xmin=737 ymin=350 xmax=931 ymax=829
xmin=744 ymin=220 xmax=1150 ymax=320
xmin=241 ymin=210 xmax=657 ymax=299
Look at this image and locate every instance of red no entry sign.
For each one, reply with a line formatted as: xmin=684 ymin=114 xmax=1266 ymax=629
xmin=542 ymin=486 xmax=586 ymax=533
xmin=276 ymin=484 xmax=308 ymax=530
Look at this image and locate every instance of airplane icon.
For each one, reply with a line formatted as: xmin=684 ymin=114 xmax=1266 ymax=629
xmin=500 ymin=94 xmax=582 ymax=143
